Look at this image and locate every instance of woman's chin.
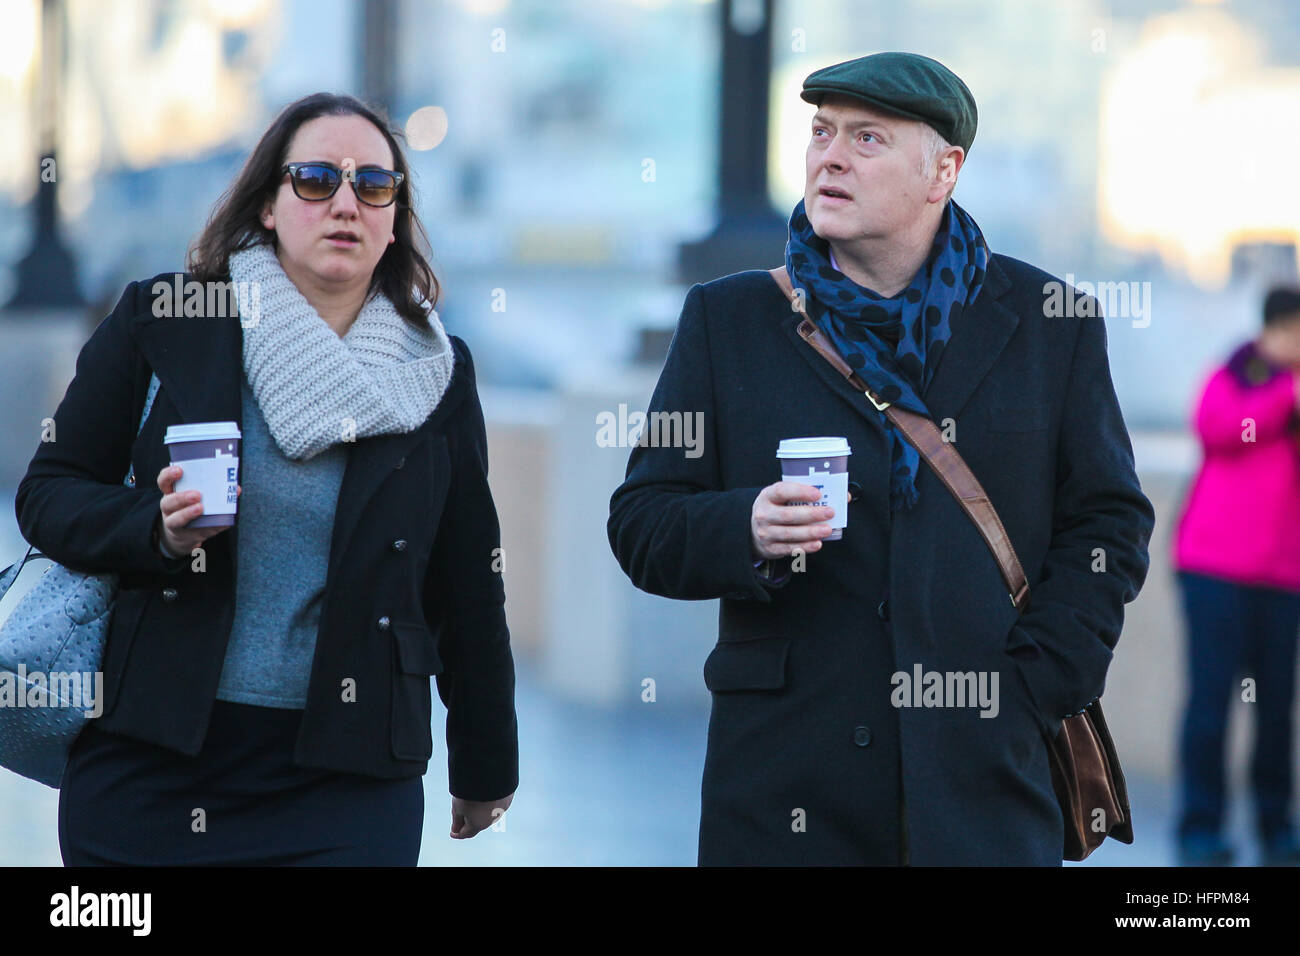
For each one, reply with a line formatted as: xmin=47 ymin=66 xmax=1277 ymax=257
xmin=309 ymin=260 xmax=371 ymax=286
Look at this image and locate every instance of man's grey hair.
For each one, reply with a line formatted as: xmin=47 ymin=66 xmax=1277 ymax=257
xmin=919 ymin=124 xmax=958 ymax=200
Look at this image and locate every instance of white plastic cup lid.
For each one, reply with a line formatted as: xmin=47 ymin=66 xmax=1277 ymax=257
xmin=776 ymin=436 xmax=851 ymax=459
xmin=164 ymin=422 xmax=242 ymax=443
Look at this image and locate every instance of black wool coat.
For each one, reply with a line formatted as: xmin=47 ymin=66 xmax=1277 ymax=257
xmin=15 ymin=275 xmax=518 ymax=799
xmin=608 ymin=253 xmax=1155 ymax=865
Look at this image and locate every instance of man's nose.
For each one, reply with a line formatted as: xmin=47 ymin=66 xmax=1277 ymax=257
xmin=811 ymin=132 xmax=852 ymax=174
xmin=818 ymin=132 xmax=850 ymax=172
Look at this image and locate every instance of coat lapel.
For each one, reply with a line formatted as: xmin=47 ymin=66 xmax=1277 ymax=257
xmin=129 ymin=283 xmax=463 ymax=580
xmin=131 ymin=307 xmax=242 ymax=429
xmin=777 ymin=294 xmax=888 ymax=437
xmin=325 ymin=414 xmax=448 ymax=578
xmin=774 ymin=254 xmax=1018 ymax=431
xmin=919 ymin=254 xmax=1017 ymax=425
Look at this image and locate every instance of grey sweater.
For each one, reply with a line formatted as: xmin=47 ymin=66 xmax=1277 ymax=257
xmin=153 ymin=270 xmax=453 ymax=708
xmin=212 ymin=367 xmax=348 ymax=708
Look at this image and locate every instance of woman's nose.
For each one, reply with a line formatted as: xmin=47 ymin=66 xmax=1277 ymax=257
xmin=330 ymin=184 xmax=360 ymax=216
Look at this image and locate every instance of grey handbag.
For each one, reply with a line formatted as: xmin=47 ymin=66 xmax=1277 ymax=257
xmin=0 ymin=371 xmax=161 ymax=788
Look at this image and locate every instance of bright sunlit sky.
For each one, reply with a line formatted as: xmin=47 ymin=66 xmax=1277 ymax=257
xmin=1 ymin=0 xmax=1297 ymax=290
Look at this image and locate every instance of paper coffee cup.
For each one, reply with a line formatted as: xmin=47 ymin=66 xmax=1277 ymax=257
xmin=163 ymin=422 xmax=241 ymax=528
xmin=777 ymin=436 xmax=851 ymax=540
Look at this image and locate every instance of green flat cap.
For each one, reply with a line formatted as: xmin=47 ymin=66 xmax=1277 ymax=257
xmin=801 ymin=52 xmax=977 ymax=155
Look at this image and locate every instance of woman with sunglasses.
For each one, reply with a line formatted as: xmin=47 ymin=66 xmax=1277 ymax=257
xmin=15 ymin=92 xmax=518 ymax=865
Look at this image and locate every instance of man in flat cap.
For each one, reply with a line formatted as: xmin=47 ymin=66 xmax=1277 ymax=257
xmin=608 ymin=52 xmax=1154 ymax=865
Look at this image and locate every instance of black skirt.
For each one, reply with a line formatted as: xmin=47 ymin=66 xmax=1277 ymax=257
xmin=58 ymin=699 xmax=424 ymax=865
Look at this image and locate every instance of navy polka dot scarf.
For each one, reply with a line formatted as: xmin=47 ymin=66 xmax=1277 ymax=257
xmin=783 ymin=197 xmax=990 ymax=512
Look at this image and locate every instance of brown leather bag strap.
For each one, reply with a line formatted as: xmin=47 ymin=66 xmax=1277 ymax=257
xmin=770 ymin=266 xmax=1031 ymax=612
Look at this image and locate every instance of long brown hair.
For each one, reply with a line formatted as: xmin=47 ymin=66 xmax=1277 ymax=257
xmin=187 ymin=92 xmax=438 ymax=327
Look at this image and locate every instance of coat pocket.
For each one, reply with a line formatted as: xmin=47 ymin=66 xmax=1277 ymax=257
xmin=100 ymin=587 xmax=153 ymax=719
xmin=390 ymin=620 xmax=442 ymax=761
xmin=393 ymin=619 xmax=443 ymax=675
xmin=1003 ymin=649 xmax=1062 ymax=743
xmin=703 ymin=636 xmax=790 ymax=692
xmin=986 ymin=402 xmax=1050 ymax=432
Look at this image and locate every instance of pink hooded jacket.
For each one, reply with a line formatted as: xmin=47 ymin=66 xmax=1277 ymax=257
xmin=1172 ymin=341 xmax=1300 ymax=593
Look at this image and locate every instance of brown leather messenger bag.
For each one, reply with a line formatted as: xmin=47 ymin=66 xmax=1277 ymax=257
xmin=769 ymin=266 xmax=1133 ymax=861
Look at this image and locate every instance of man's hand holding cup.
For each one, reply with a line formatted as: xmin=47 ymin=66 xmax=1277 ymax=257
xmin=751 ymin=482 xmax=835 ymax=560
xmin=753 ymin=436 xmax=852 ymax=561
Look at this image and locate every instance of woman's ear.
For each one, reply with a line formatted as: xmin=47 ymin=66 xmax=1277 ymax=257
xmin=260 ymin=198 xmax=275 ymax=232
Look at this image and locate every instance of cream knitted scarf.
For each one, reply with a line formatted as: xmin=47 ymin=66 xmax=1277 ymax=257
xmin=228 ymin=241 xmax=455 ymax=461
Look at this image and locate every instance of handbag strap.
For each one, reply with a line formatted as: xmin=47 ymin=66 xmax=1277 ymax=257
xmin=123 ymin=372 xmax=161 ymax=490
xmin=769 ymin=266 xmax=1030 ymax=612
xmin=2 ymin=370 xmax=161 ymax=596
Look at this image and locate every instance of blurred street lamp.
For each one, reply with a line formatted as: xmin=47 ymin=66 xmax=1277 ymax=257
xmin=7 ymin=0 xmax=83 ymax=311
xmin=358 ymin=0 xmax=399 ymax=116
xmin=677 ymin=0 xmax=787 ymax=285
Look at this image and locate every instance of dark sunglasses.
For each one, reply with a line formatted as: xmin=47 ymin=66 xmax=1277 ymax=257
xmin=280 ymin=161 xmax=404 ymax=207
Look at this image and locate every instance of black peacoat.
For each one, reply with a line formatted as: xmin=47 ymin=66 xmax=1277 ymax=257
xmin=15 ymin=275 xmax=518 ymax=800
xmin=608 ymin=253 xmax=1155 ymax=865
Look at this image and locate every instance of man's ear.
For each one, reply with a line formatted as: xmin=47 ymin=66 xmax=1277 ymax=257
xmin=931 ymin=145 xmax=964 ymax=203
xmin=944 ymin=145 xmax=965 ymax=182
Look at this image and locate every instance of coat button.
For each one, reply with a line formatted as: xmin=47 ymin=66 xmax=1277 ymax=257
xmin=161 ymin=587 xmax=178 ymax=602
xmin=848 ymin=480 xmax=863 ymax=502
xmin=876 ymin=599 xmax=889 ymax=621
xmin=853 ymin=726 xmax=872 ymax=747
xmin=394 ymin=457 xmax=405 ymax=469
xmin=377 ymin=616 xmax=391 ymax=631
xmin=392 ymin=539 xmax=408 ymax=552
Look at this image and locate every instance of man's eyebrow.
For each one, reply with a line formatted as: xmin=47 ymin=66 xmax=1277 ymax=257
xmin=811 ymin=112 xmax=892 ymax=134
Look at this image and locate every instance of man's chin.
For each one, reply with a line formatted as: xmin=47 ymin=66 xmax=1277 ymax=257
xmin=806 ymin=211 xmax=861 ymax=243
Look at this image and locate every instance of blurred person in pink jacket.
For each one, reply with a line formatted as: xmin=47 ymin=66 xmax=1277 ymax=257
xmin=1172 ymin=286 xmax=1300 ymax=866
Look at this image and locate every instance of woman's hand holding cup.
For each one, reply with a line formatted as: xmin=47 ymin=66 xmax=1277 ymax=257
xmin=751 ymin=481 xmax=835 ymax=560
xmin=156 ymin=465 xmax=240 ymax=559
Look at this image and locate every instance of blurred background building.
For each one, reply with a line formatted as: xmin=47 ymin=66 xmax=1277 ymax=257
xmin=1 ymin=0 xmax=1298 ymax=865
